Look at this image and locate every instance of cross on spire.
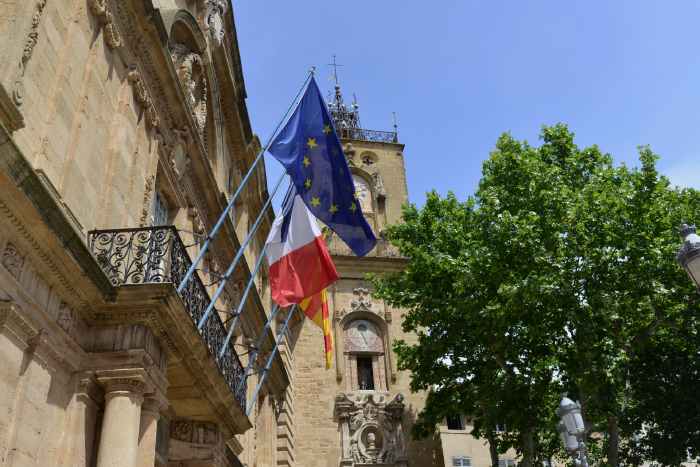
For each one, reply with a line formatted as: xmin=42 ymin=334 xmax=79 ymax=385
xmin=327 ymin=54 xmax=344 ymax=85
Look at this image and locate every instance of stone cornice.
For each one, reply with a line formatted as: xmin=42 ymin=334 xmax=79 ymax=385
xmin=93 ymin=284 xmax=253 ymax=435
xmin=332 ymin=255 xmax=408 ymax=277
xmin=0 ymin=300 xmax=83 ymax=375
xmin=339 ymin=138 xmax=406 ymax=152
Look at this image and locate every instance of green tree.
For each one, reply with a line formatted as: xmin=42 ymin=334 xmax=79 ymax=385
xmin=372 ymin=124 xmax=700 ymax=466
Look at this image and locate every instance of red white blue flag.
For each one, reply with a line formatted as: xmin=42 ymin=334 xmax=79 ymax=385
xmin=265 ymin=191 xmax=338 ymax=307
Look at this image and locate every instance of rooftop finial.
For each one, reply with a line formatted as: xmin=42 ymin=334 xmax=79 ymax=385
xmin=328 ymin=54 xmax=343 ymax=86
xmin=392 ymin=112 xmax=399 ymax=141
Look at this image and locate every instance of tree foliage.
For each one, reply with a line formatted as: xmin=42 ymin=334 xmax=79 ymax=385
xmin=372 ymin=124 xmax=700 ymax=466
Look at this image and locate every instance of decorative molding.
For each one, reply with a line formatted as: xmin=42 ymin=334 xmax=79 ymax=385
xmin=343 ymin=143 xmax=356 ymax=166
xmin=0 ymin=195 xmax=94 ymax=318
xmin=170 ymin=43 xmax=207 ymax=137
xmin=334 ymin=392 xmax=407 ymax=467
xmin=88 ymin=0 xmax=122 ymax=48
xmin=336 ymin=287 xmax=382 ymax=323
xmin=203 ymin=0 xmax=228 ymax=47
xmin=1 ymin=242 xmax=25 ymax=280
xmin=170 ymin=419 xmax=220 ymax=445
xmin=350 ymin=287 xmax=372 ymax=313
xmin=0 ymin=300 xmax=38 ymax=347
xmin=371 ymin=172 xmax=386 ymax=200
xmin=13 ymin=0 xmax=49 ymax=106
xmin=0 ymin=301 xmax=79 ymax=374
xmin=56 ymin=301 xmax=74 ymax=334
xmin=139 ymin=175 xmax=155 ymax=227
xmin=127 ymin=66 xmax=160 ymax=128
xmin=77 ymin=373 xmax=104 ymax=406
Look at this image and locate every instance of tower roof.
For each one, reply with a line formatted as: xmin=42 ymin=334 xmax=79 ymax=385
xmin=324 ymin=56 xmax=398 ymax=144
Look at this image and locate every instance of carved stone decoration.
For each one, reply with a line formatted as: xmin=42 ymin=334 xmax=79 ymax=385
xmin=88 ymin=0 xmax=122 ymax=48
xmin=344 ymin=143 xmax=356 ymax=165
xmin=372 ymin=172 xmax=386 ymax=200
xmin=351 ymin=287 xmax=372 ymax=313
xmin=204 ymin=0 xmax=228 ymax=47
xmin=14 ymin=0 xmax=48 ymax=105
xmin=188 ymin=207 xmax=206 ymax=243
xmin=139 ymin=175 xmax=155 ymax=226
xmin=127 ymin=66 xmax=159 ymax=128
xmin=170 ymin=420 xmax=219 ymax=445
xmin=336 ymin=287 xmax=383 ymax=323
xmin=56 ymin=302 xmax=74 ymax=334
xmin=169 ymin=43 xmax=208 ymax=137
xmin=352 ymin=175 xmax=372 ymax=213
xmin=335 ymin=392 xmax=407 ymax=467
xmin=345 ymin=320 xmax=382 ymax=353
xmin=1 ymin=242 xmax=25 ymax=280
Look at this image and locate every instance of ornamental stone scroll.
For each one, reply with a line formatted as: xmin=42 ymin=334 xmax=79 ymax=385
xmin=169 ymin=43 xmax=208 ymax=136
xmin=334 ymin=392 xmax=408 ymax=467
xmin=203 ymin=0 xmax=228 ymax=47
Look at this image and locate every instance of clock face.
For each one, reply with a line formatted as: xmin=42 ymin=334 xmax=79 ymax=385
xmin=345 ymin=320 xmax=382 ymax=353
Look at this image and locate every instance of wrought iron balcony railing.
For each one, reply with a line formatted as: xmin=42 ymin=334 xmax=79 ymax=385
xmin=337 ymin=127 xmax=398 ymax=144
xmin=88 ymin=226 xmax=246 ymax=411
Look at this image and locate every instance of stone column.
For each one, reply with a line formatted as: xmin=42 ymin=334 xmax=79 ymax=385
xmin=96 ymin=379 xmax=145 ymax=467
xmin=136 ymin=397 xmax=162 ymax=467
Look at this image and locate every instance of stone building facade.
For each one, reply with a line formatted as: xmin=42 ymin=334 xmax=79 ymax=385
xmin=0 ymin=1 xmax=484 ymax=467
xmin=0 ymin=1 xmax=288 ymax=466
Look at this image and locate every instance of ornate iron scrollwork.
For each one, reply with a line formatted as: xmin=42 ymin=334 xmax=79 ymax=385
xmin=337 ymin=127 xmax=398 ymax=144
xmin=88 ymin=226 xmax=247 ymax=410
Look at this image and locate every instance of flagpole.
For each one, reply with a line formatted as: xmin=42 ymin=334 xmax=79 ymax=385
xmin=246 ymin=305 xmax=297 ymax=417
xmin=234 ymin=302 xmax=281 ymax=394
xmin=196 ymin=174 xmax=287 ymax=331
xmin=217 ymin=243 xmax=269 ymax=359
xmin=177 ymin=71 xmax=313 ymax=295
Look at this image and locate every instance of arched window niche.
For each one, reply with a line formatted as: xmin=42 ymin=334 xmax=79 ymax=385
xmin=336 ymin=288 xmax=394 ymax=392
xmin=167 ymin=10 xmax=222 ymax=173
xmin=344 ymin=319 xmax=386 ymax=391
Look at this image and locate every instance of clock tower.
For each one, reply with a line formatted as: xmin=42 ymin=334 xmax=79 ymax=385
xmin=286 ymin=80 xmax=442 ymax=467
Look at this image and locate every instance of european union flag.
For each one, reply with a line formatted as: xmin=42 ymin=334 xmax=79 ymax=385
xmin=267 ymin=77 xmax=377 ymax=256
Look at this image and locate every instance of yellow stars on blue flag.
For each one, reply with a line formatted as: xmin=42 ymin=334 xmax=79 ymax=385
xmin=265 ymin=76 xmax=376 ymax=256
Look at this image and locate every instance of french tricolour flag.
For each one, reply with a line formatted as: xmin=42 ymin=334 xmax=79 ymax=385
xmin=265 ymin=192 xmax=339 ymax=307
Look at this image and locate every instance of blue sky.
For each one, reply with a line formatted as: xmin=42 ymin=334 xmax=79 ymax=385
xmin=234 ymin=1 xmax=700 ymax=205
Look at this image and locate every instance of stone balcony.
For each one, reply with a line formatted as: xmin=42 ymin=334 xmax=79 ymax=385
xmin=88 ymin=226 xmax=247 ymax=417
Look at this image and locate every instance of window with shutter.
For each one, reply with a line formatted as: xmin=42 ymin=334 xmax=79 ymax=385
xmin=452 ymin=456 xmax=471 ymax=467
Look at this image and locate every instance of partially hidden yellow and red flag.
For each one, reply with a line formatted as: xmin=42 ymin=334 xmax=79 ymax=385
xmin=299 ymin=288 xmax=333 ymax=369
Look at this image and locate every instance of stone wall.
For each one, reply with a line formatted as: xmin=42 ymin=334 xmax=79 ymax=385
xmin=291 ymin=138 xmax=443 ymax=467
xmin=0 ymin=1 xmax=282 ymax=466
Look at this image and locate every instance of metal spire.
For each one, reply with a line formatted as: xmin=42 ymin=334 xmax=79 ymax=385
xmin=325 ymin=56 xmax=361 ymax=131
xmin=327 ymin=54 xmax=343 ymax=85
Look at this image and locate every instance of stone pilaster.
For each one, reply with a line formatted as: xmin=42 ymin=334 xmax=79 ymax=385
xmin=137 ymin=397 xmax=165 ymax=467
xmin=60 ymin=374 xmax=103 ymax=467
xmin=96 ymin=378 xmax=146 ymax=467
